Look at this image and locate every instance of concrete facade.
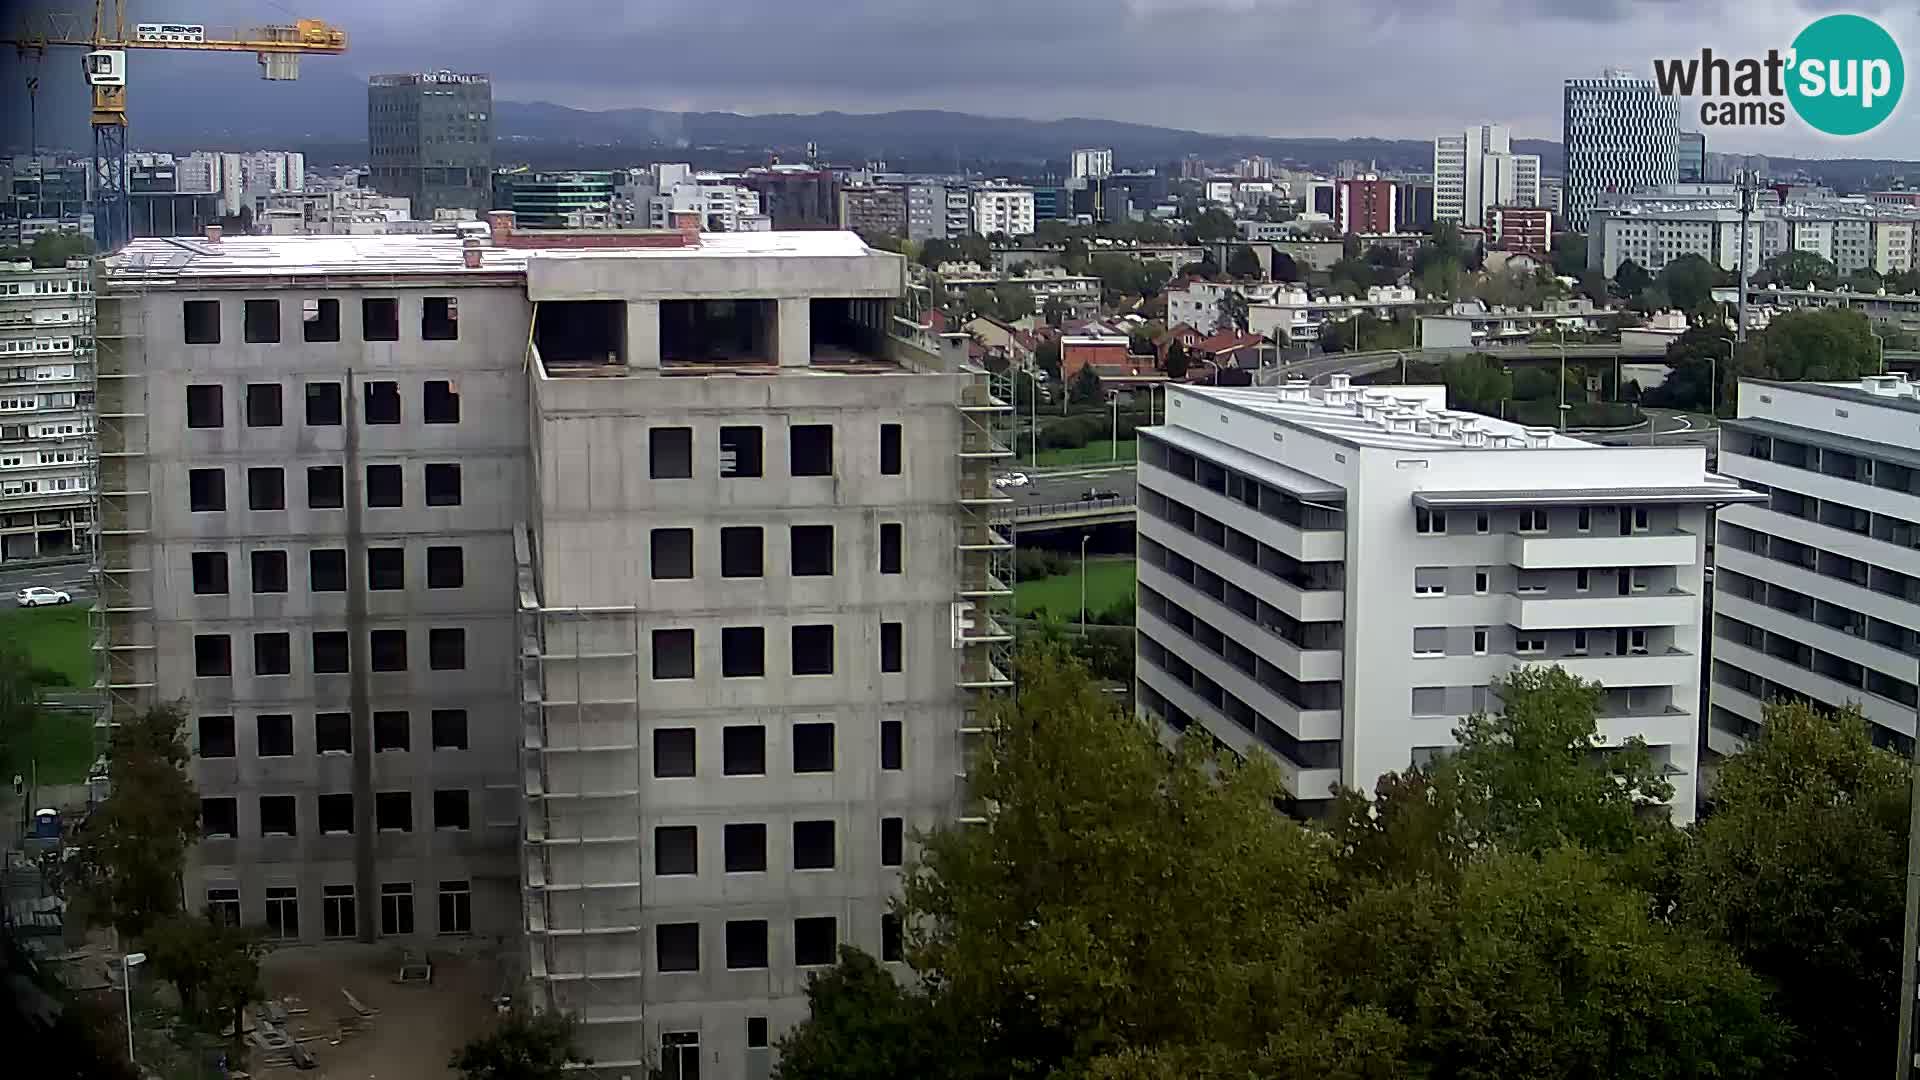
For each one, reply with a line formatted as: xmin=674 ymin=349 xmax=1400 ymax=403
xmin=1710 ymin=376 xmax=1920 ymax=759
xmin=101 ymin=224 xmax=1004 ymax=1080
xmin=1136 ymin=377 xmax=1761 ymax=819
xmin=0 ymin=258 xmax=95 ymax=562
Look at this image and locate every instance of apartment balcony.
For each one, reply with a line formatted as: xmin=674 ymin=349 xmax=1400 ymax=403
xmin=1505 ymin=530 xmax=1696 ymax=569
xmin=1137 ymin=661 xmax=1342 ymax=800
xmin=1715 ymin=592 xmax=1915 ymax=682
xmin=1138 ymin=560 xmax=1341 ymax=682
xmin=1139 ymin=608 xmax=1341 ymax=741
xmin=1714 ymin=639 xmax=1914 ymax=738
xmin=1506 ymin=590 xmax=1696 ymax=630
xmin=1548 ymin=649 xmax=1698 ymax=688
xmin=1722 ymin=452 xmax=1920 ymax=528
xmin=1139 ymin=515 xmax=1343 ymax=623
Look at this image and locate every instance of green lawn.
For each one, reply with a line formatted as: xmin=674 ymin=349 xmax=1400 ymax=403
xmin=0 ymin=604 xmax=96 ymax=784
xmin=0 ymin=604 xmax=92 ymax=688
xmin=1034 ymin=438 xmax=1138 ymax=468
xmin=1016 ymin=557 xmax=1136 ymax=621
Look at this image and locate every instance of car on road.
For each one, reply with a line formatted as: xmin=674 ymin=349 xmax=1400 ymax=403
xmin=15 ymin=586 xmax=72 ymax=607
xmin=1081 ymin=488 xmax=1122 ymax=501
xmin=994 ymin=472 xmax=1030 ymax=488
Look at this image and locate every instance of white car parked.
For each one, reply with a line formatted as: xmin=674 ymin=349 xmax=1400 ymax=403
xmin=994 ymin=472 xmax=1031 ymax=488
xmin=15 ymin=587 xmax=72 ymax=607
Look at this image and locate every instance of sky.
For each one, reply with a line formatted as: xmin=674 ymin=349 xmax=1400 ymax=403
xmin=22 ymin=0 xmax=1920 ymax=158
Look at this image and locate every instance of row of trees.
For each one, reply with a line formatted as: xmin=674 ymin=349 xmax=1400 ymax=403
xmin=1649 ymin=306 xmax=1883 ymax=413
xmin=774 ymin=646 xmax=1904 ymax=1080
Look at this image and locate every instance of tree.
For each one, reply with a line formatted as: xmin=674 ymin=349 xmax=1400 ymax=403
xmin=918 ymin=238 xmax=956 ymax=270
xmin=3 ymin=232 xmax=94 ymax=269
xmin=1061 ymin=235 xmax=1089 ymax=274
xmin=899 ymin=644 xmax=1334 ymax=1078
xmin=1187 ymin=208 xmax=1236 ymax=244
xmin=1041 ymin=298 xmax=1072 ymax=328
xmin=1216 ymin=290 xmax=1249 ymax=333
xmin=992 ymin=283 xmax=1034 ymax=322
xmin=1069 ymin=363 xmax=1102 ymax=405
xmin=66 ymin=704 xmax=199 ymax=941
xmin=1655 ymin=253 xmax=1717 ymax=312
xmin=1761 ymin=306 xmax=1879 ymax=381
xmin=1444 ymin=667 xmax=1672 ymax=858
xmin=1653 ymin=324 xmax=1736 ymax=411
xmin=1612 ymin=258 xmax=1651 ymax=297
xmin=451 ymin=1009 xmax=587 ymax=1080
xmin=1163 ymin=340 xmax=1189 ymax=381
xmin=773 ymin=948 xmax=947 ymax=1080
xmin=1761 ymin=249 xmax=1838 ymax=289
xmin=1844 ymin=267 xmax=1884 ymax=293
xmin=1675 ymin=700 xmax=1906 ymax=1080
xmin=1034 ymin=339 xmax=1062 ymax=382
xmin=1270 ymin=252 xmax=1301 ymax=282
xmin=1440 ymin=353 xmax=1512 ymax=413
xmin=1226 ymin=245 xmax=1262 ymax=279
xmin=1549 ymin=233 xmax=1588 ymax=278
xmin=963 ymin=287 xmax=999 ymax=321
xmin=146 ymin=912 xmax=268 ymax=1056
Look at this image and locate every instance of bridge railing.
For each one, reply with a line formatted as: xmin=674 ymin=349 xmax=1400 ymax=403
xmin=1001 ymin=494 xmax=1139 ymax=520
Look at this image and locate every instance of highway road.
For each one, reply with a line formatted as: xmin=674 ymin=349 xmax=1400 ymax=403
xmin=1001 ymin=463 xmax=1136 ymax=510
xmin=0 ymin=559 xmax=92 ymax=606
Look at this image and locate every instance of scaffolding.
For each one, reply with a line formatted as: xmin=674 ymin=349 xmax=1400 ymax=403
xmin=951 ymin=335 xmax=1016 ymax=823
xmin=89 ymin=279 xmax=155 ymax=740
xmin=514 ymin=526 xmax=650 ymax=1068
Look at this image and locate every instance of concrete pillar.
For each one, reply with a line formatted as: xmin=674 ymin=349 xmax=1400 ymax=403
xmin=625 ymin=300 xmax=661 ymax=370
xmin=778 ymin=297 xmax=811 ymax=368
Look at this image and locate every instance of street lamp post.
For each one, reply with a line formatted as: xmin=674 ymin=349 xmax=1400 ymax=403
xmin=1873 ymin=328 xmax=1886 ymax=375
xmin=1715 ymin=337 xmax=1734 ymax=420
xmin=1108 ymin=390 xmax=1120 ymax=462
xmin=1079 ymin=533 xmax=1091 ymax=635
xmin=121 ymin=951 xmax=147 ymax=1065
xmin=1029 ymin=371 xmax=1038 ymax=468
xmin=1555 ymin=325 xmax=1568 ymax=431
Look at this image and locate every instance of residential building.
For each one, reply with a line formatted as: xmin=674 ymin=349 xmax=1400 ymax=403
xmin=1679 ymin=131 xmax=1706 ymax=183
xmin=971 ymin=185 xmax=1036 ymax=238
xmin=1589 ymin=184 xmax=1920 ymax=277
xmin=938 ymin=264 xmax=1101 ymax=320
xmin=904 ymin=182 xmax=955 ymax=241
xmin=1334 ymin=176 xmax=1397 ymax=236
xmin=1419 ymin=298 xmax=1604 ymax=349
xmin=1870 ymin=191 xmax=1920 ymax=209
xmin=1489 ymin=205 xmax=1552 ymax=255
xmin=1136 ymin=375 xmax=1759 ymax=818
xmin=1393 ymin=179 xmax=1437 ymax=233
xmin=647 ymin=178 xmax=766 ymax=234
xmin=1235 ymin=156 xmax=1274 ymax=180
xmin=1071 ymin=148 xmax=1115 ymax=181
xmin=1244 ymin=285 xmax=1427 ymax=346
xmin=1709 ymin=375 xmax=1920 ymax=761
xmin=838 ymin=185 xmax=907 ymax=237
xmin=1562 ymin=69 xmax=1680 ymax=233
xmin=367 ymin=72 xmax=494 ymax=218
xmin=1433 ymin=125 xmax=1540 ymax=228
xmin=1542 ymin=177 xmax=1565 ymax=217
xmin=0 ymin=257 xmax=94 ymax=562
xmin=741 ymin=167 xmax=841 ymax=230
xmin=97 ymin=214 xmax=1002 ymax=1079
xmin=1032 ymin=187 xmax=1073 ymax=223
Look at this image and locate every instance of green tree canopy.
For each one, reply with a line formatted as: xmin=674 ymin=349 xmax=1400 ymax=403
xmin=1226 ymin=245 xmax=1262 ymax=279
xmin=1270 ymin=252 xmax=1302 ymax=282
xmin=67 ymin=704 xmax=199 ymax=940
xmin=1186 ymin=208 xmax=1237 ymax=244
xmin=146 ymin=912 xmax=268 ymax=1055
xmin=1655 ymin=253 xmax=1718 ymax=311
xmin=1760 ymin=306 xmax=1879 ymax=381
xmin=1761 ymin=249 xmax=1839 ymax=289
xmin=451 ymin=1009 xmax=587 ymax=1080
xmin=1163 ymin=340 xmax=1189 ymax=381
xmin=1550 ymin=232 xmax=1588 ymax=278
xmin=1674 ymin=700 xmax=1906 ymax=1080
xmin=1612 ymin=258 xmax=1652 ymax=297
xmin=0 ymin=231 xmax=94 ymax=269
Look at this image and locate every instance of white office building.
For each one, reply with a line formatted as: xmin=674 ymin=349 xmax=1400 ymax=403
xmin=1710 ymin=375 xmax=1920 ymax=760
xmin=647 ymin=177 xmax=766 ymax=233
xmin=1563 ymin=70 xmax=1679 ymax=233
xmin=971 ymin=185 xmax=1036 ymax=238
xmin=1434 ymin=124 xmax=1541 ymax=228
xmin=1135 ymin=376 xmax=1760 ymax=819
xmin=0 ymin=257 xmax=94 ymax=562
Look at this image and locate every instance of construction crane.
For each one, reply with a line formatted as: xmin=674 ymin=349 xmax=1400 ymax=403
xmin=3 ymin=1 xmax=348 ymax=251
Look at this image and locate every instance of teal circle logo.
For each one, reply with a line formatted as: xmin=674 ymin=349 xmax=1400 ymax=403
xmin=1787 ymin=14 xmax=1904 ymax=136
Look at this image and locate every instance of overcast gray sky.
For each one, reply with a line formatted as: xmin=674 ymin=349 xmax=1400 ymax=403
xmin=113 ymin=0 xmax=1920 ymax=157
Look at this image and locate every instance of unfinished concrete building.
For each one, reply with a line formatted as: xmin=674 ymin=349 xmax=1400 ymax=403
xmin=97 ymin=212 xmax=1012 ymax=1079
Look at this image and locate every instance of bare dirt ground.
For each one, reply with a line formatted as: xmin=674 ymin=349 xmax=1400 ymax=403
xmin=255 ymin=941 xmax=504 ymax=1079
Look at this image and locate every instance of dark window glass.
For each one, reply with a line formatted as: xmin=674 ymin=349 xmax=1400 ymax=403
xmin=881 ymin=816 xmax=904 ymax=866
xmin=794 ymin=916 xmax=836 ymax=966
xmin=252 ymin=631 xmax=291 ymax=676
xmin=183 ymin=300 xmax=220 ymax=344
xmin=723 ymin=725 xmax=765 ymax=775
xmin=312 ymin=630 xmax=349 ymax=673
xmin=367 ymin=547 xmax=405 ymax=590
xmin=880 ymin=522 xmax=902 ymax=574
xmin=191 ymin=551 xmax=228 ymax=595
xmin=246 ymin=467 xmax=284 ymax=511
xmin=790 ymin=424 xmax=833 ymax=476
xmin=186 ymin=384 xmax=223 ymax=428
xmin=259 ymin=795 xmax=296 ymax=836
xmin=651 ymin=528 xmax=693 ymax=580
xmin=722 ymin=626 xmax=765 ymax=678
xmin=881 ymin=621 xmax=903 ymax=673
xmin=366 ymin=464 xmax=402 ymax=507
xmin=422 ymin=297 xmax=458 ymax=340
xmin=880 ymin=423 xmax=902 ymax=475
xmin=256 ymin=714 xmax=293 ymax=756
xmin=303 ymin=299 xmax=340 ymax=343
xmin=720 ymin=526 xmax=763 ymax=578
xmin=305 ymin=381 xmax=342 ymax=425
xmin=792 ymin=624 xmax=835 ymax=676
xmin=790 ymin=525 xmax=834 ymax=576
xmin=362 ymin=298 xmax=399 ymax=341
xmin=189 ymin=468 xmax=225 ymax=511
xmin=650 ymin=427 xmax=693 ymax=479
xmin=310 ymin=549 xmax=347 ymax=592
xmin=374 ymin=710 xmax=410 ymax=752
xmin=307 ymin=465 xmax=344 ymax=509
xmin=370 ymin=630 xmax=407 ymax=672
xmin=244 ymin=299 xmax=280 ymax=343
xmin=202 ymin=797 xmax=238 ymax=837
xmin=376 ymin=791 xmax=412 ymax=831
xmin=194 ymin=634 xmax=231 ymax=676
xmin=198 ymin=715 xmax=235 ymax=758
xmin=724 ymin=823 xmax=767 ymax=872
xmin=424 ymin=463 xmax=461 ymax=506
xmin=655 ymin=825 xmax=697 ymax=875
xmin=431 ymin=709 xmax=468 ymax=750
xmin=654 ymin=728 xmax=695 ymax=778
xmin=245 ymin=383 xmax=283 ymax=426
xmin=364 ymin=380 xmax=400 ymax=424
xmin=652 ymin=629 xmax=694 ymax=680
xmin=793 ymin=722 xmax=834 ymax=773
xmin=793 ymin=820 xmax=835 ymax=870
xmin=251 ymin=550 xmax=288 ymax=593
xmin=424 ymin=379 xmax=460 ymax=423
xmin=656 ymin=923 xmax=700 ymax=973
xmin=429 ymin=628 xmax=466 ymax=671
xmin=433 ymin=789 xmax=470 ymax=830
xmin=719 ymin=425 xmax=763 ymax=477
xmin=727 ymin=920 xmax=769 ymax=970
xmin=427 ymin=546 xmax=464 ymax=588
xmin=880 ymin=719 xmax=903 ymax=771
xmin=318 ymin=793 xmax=353 ymax=834
xmin=316 ymin=711 xmax=352 ymax=754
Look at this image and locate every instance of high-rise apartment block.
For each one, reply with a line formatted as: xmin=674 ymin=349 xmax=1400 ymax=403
xmin=1334 ymin=175 xmax=1398 ymax=235
xmin=971 ymin=185 xmax=1036 ymax=238
xmin=367 ymin=72 xmax=494 ymax=218
xmin=1562 ymin=70 xmax=1679 ymax=233
xmin=1135 ymin=376 xmax=1758 ymax=819
xmin=1071 ymin=148 xmax=1114 ymax=181
xmin=1679 ymin=131 xmax=1706 ymax=183
xmin=1433 ymin=124 xmax=1540 ymax=228
xmin=0 ymin=257 xmax=94 ymax=562
xmin=1710 ymin=375 xmax=1920 ymax=759
xmin=96 ymin=214 xmax=1011 ymax=1078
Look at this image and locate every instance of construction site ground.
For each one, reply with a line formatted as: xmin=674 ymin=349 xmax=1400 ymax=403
xmin=255 ymin=941 xmax=502 ymax=1077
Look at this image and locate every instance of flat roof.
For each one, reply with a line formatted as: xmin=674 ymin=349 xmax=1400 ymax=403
xmin=1182 ymin=383 xmax=1593 ymax=452
xmin=103 ymin=229 xmax=880 ymax=282
xmin=1724 ymin=415 xmax=1920 ymax=470
xmin=1746 ymin=377 xmax=1920 ymax=414
xmin=1413 ymin=485 xmax=1764 ymax=509
xmin=1140 ymin=426 xmax=1344 ymax=502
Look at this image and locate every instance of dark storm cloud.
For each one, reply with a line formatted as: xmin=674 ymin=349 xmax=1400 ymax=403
xmin=117 ymin=0 xmax=1920 ymax=153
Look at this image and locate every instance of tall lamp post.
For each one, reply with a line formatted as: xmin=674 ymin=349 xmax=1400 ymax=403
xmin=1079 ymin=533 xmax=1092 ymax=635
xmin=1714 ymin=337 xmax=1735 ymax=420
xmin=1555 ymin=325 xmax=1569 ymax=431
xmin=121 ymin=951 xmax=147 ymax=1065
xmin=1108 ymin=389 xmax=1120 ymax=462
xmin=1872 ymin=328 xmax=1886 ymax=375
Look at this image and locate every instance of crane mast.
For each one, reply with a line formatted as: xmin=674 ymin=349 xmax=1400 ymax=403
xmin=3 ymin=0 xmax=348 ymax=251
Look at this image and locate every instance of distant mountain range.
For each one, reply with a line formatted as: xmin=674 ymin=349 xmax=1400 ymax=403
xmin=5 ymin=58 xmax=1917 ymax=188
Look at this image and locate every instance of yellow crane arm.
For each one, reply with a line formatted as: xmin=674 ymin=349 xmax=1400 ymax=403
xmin=2 ymin=17 xmax=347 ymax=53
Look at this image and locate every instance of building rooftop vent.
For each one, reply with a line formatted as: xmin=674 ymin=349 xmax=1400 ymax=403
xmin=1862 ymin=373 xmax=1912 ymax=396
xmin=1522 ymin=426 xmax=1555 ymax=448
xmin=1328 ymin=372 xmax=1352 ymax=390
xmin=1460 ymin=427 xmax=1488 ymax=447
